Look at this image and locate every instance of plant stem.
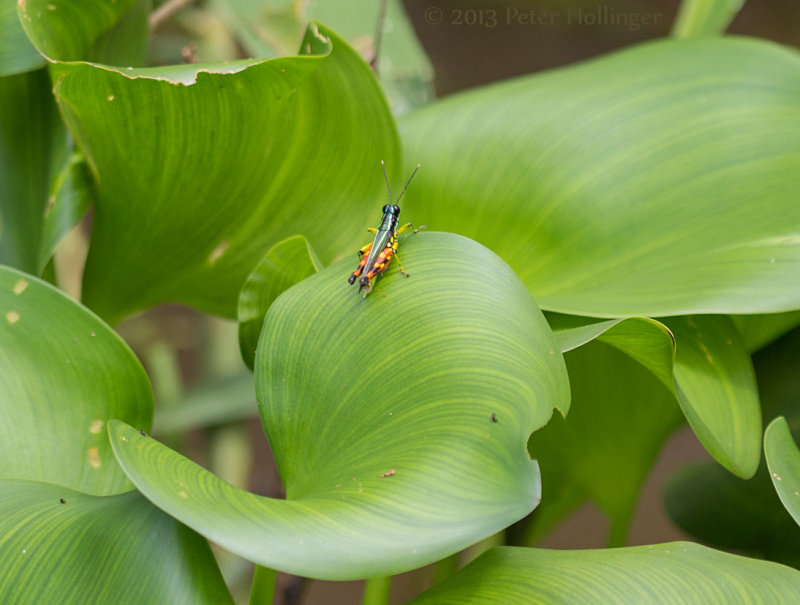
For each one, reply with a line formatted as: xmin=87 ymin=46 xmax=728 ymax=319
xmin=362 ymin=576 xmax=392 ymax=605
xmin=249 ymin=565 xmax=277 ymax=605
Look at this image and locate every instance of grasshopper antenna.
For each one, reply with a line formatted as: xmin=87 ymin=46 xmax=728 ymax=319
xmin=395 ymin=163 xmax=421 ymax=205
xmin=381 ymin=159 xmax=393 ymax=202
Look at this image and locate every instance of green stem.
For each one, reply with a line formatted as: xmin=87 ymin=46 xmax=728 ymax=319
xmin=249 ymin=565 xmax=277 ymax=605
xmin=671 ymin=0 xmax=743 ymax=38
xmin=362 ymin=576 xmax=392 ymax=605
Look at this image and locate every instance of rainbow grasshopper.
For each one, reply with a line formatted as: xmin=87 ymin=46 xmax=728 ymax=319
xmin=348 ymin=162 xmax=423 ymax=295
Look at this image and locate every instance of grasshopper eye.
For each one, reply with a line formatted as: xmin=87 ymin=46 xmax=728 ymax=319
xmin=393 ymin=205 xmax=400 ymax=214
xmin=382 ymin=204 xmax=392 ymax=213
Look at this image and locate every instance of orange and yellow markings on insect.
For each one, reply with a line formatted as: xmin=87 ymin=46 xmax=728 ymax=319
xmin=348 ymin=162 xmax=424 ymax=296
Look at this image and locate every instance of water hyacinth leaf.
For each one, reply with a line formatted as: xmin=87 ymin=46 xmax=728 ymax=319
xmin=665 ymin=315 xmax=761 ymax=477
xmin=399 ymin=37 xmax=800 ymax=317
xmin=48 ymin=23 xmax=401 ymax=322
xmin=238 ymin=235 xmax=322 ymax=370
xmin=0 ymin=479 xmax=232 ymax=605
xmin=0 ymin=265 xmax=152 ymax=495
xmin=547 ymin=313 xmax=761 ymax=478
xmin=109 ymin=232 xmax=570 ymax=579
xmin=408 ymin=544 xmax=800 ymax=604
xmin=765 ymin=417 xmax=800 ymax=526
xmin=547 ymin=313 xmax=675 ymax=389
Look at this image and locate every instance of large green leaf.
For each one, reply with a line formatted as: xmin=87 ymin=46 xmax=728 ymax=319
xmin=527 ymin=340 xmax=683 ymax=546
xmin=109 ymin=232 xmax=570 ymax=579
xmin=48 ymin=23 xmax=401 ymax=322
xmin=0 ymin=0 xmax=44 ymax=75
xmin=547 ymin=313 xmax=761 ymax=478
xmin=0 ymin=265 xmax=152 ymax=495
xmin=765 ymin=417 xmax=800 ymax=526
xmin=409 ymin=544 xmax=800 ymax=603
xmin=399 ymin=37 xmax=800 ymax=317
xmin=0 ymin=479 xmax=232 ymax=605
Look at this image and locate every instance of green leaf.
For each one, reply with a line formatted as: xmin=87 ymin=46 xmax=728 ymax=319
xmin=109 ymin=232 xmax=570 ymax=579
xmin=547 ymin=314 xmax=761 ymax=478
xmin=399 ymin=37 xmax=800 ymax=317
xmin=238 ymin=235 xmax=322 ymax=370
xmin=672 ymin=0 xmax=744 ymax=38
xmin=408 ymin=544 xmax=800 ymax=604
xmin=527 ymin=340 xmax=683 ymax=545
xmin=665 ymin=459 xmax=800 ymax=568
xmin=0 ymin=265 xmax=152 ymax=495
xmin=666 ymin=327 xmax=800 ymax=564
xmin=0 ymin=69 xmax=67 ymax=273
xmin=50 ymin=23 xmax=401 ymax=322
xmin=18 ymin=0 xmax=148 ymax=65
xmin=665 ymin=315 xmax=761 ymax=476
xmin=0 ymin=479 xmax=233 ymax=605
xmin=0 ymin=1 xmax=44 ymax=75
xmin=765 ymin=417 xmax=800 ymax=526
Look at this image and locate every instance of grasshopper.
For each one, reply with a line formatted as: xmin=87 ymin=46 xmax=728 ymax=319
xmin=348 ymin=162 xmax=423 ymax=295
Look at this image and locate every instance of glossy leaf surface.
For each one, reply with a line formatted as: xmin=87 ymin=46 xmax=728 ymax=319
xmin=0 ymin=265 xmax=152 ymax=495
xmin=110 ymin=232 xmax=570 ymax=579
xmin=410 ymin=544 xmax=800 ymax=604
xmin=400 ymin=37 xmax=800 ymax=317
xmin=46 ymin=23 xmax=400 ymax=322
